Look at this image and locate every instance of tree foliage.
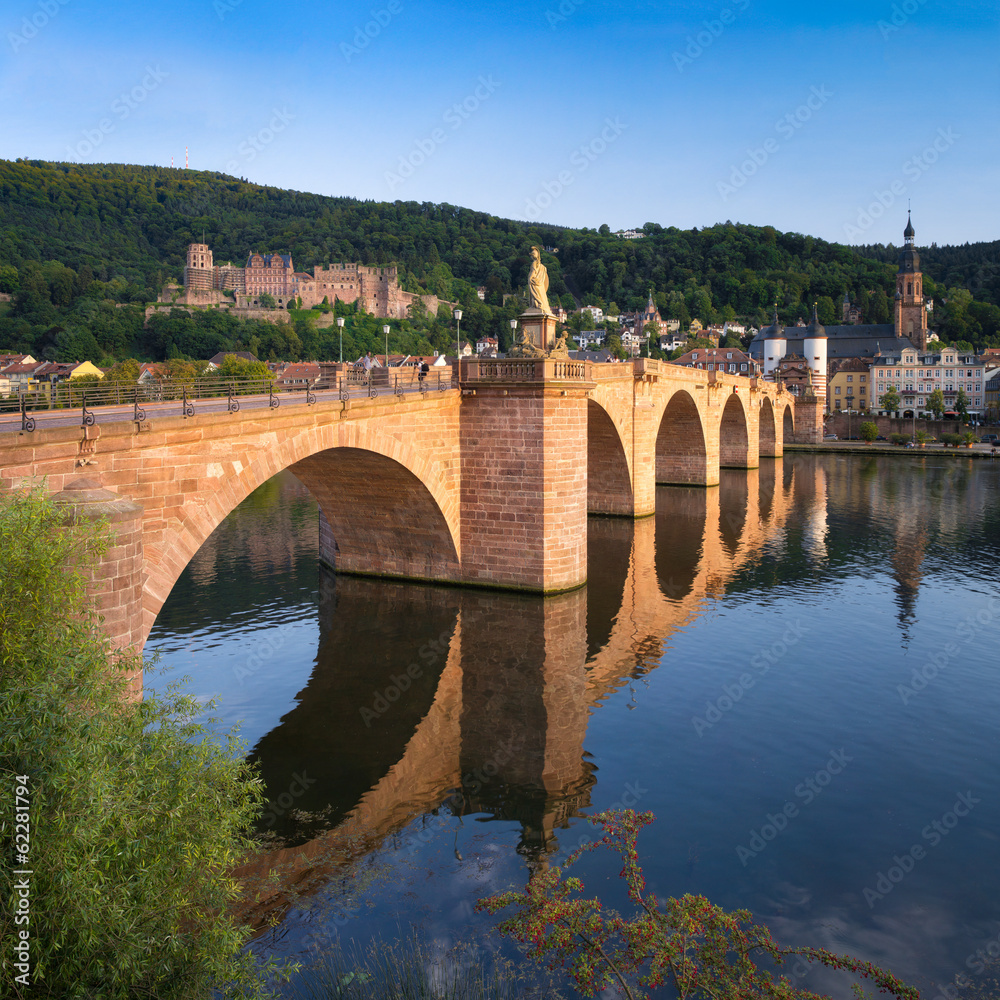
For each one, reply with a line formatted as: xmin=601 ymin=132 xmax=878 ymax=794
xmin=0 ymin=484 xmax=281 ymax=999
xmin=880 ymin=387 xmax=901 ymax=413
xmin=1 ymin=159 xmax=998 ymax=367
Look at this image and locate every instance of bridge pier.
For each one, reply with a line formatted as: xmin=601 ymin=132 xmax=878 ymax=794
xmin=458 ymin=359 xmax=594 ymax=593
xmin=51 ymin=477 xmax=145 ymax=693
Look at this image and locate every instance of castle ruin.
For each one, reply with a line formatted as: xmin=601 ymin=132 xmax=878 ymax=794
xmin=179 ymin=243 xmax=444 ymax=320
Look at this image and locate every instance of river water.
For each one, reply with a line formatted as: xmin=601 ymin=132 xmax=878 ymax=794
xmin=146 ymin=453 xmax=1000 ymax=999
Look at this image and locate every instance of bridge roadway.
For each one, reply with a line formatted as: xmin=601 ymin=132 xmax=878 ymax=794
xmin=0 ymin=357 xmax=815 ymax=659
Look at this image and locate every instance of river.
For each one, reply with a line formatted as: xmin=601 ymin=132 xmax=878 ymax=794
xmin=146 ymin=453 xmax=1000 ymax=999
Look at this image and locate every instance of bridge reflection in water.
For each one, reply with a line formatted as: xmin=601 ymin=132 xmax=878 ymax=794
xmin=236 ymin=456 xmax=832 ymax=928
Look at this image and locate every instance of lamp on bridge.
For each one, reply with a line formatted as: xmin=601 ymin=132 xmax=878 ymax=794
xmin=336 ymin=316 xmax=345 ymax=364
xmin=454 ymin=308 xmax=463 ymax=362
xmin=383 ymin=324 xmax=390 ymax=368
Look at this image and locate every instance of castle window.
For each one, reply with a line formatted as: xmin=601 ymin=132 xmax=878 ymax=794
xmin=907 ymin=282 xmax=913 ymax=295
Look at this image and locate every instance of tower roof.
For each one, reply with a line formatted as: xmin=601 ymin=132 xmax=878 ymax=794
xmin=762 ymin=304 xmax=784 ymax=341
xmin=805 ymin=302 xmax=826 ymax=339
xmin=897 ymin=212 xmax=920 ymax=275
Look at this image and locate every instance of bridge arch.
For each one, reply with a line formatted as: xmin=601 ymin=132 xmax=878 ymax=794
xmin=587 ymin=398 xmax=633 ymax=515
xmin=782 ymin=404 xmax=794 ymax=444
xmin=656 ymin=390 xmax=708 ymax=486
xmin=719 ymin=392 xmax=750 ymax=468
xmin=142 ymin=423 xmax=460 ymax=642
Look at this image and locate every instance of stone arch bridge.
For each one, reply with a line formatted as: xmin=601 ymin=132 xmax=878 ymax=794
xmin=0 ymin=358 xmax=819 ymax=659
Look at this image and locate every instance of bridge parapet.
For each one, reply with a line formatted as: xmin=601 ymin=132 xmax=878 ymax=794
xmin=461 ymin=357 xmax=594 ymax=385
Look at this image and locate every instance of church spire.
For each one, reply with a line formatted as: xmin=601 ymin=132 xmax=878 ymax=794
xmin=903 ymin=210 xmax=915 ymax=244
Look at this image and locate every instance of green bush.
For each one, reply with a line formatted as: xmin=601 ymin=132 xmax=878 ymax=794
xmin=859 ymin=421 xmax=878 ymax=442
xmin=889 ymin=433 xmax=909 ymax=445
xmin=0 ymin=485 xmax=281 ymax=999
xmin=941 ymin=432 xmax=962 ymax=447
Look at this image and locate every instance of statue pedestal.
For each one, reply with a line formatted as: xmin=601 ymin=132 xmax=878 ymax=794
xmin=519 ymin=307 xmax=558 ymax=353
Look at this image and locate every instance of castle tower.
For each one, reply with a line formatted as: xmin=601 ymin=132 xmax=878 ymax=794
xmin=761 ymin=305 xmax=786 ymax=379
xmin=802 ymin=302 xmax=828 ymax=404
xmin=184 ymin=243 xmax=214 ymax=292
xmin=894 ymin=212 xmax=928 ymax=350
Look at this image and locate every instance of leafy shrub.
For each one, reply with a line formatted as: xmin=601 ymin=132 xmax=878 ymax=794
xmin=889 ymin=433 xmax=909 ymax=445
xmin=0 ymin=485 xmax=281 ymax=999
xmin=859 ymin=421 xmax=878 ymax=442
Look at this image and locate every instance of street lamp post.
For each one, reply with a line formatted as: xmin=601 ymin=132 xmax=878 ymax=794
xmin=383 ymin=324 xmax=390 ymax=368
xmin=336 ymin=316 xmax=344 ymax=364
xmin=454 ymin=308 xmax=463 ymax=361
xmin=509 ymin=317 xmax=517 ymax=351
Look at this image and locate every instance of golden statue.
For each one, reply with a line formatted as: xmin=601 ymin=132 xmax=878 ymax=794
xmin=527 ymin=246 xmax=552 ymax=315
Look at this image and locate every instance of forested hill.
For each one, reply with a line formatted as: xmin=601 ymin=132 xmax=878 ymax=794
xmin=0 ymin=158 xmax=997 ymax=362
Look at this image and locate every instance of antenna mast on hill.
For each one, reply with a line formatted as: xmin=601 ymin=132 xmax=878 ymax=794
xmin=185 ymin=146 xmax=189 ymax=169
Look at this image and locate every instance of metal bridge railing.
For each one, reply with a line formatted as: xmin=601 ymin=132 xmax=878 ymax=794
xmin=4 ymin=368 xmax=453 ymax=432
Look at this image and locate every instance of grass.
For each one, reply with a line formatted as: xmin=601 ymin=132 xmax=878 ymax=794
xmin=285 ymin=930 xmax=561 ymax=1000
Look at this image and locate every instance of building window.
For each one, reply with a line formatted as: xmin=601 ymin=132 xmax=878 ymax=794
xmin=835 ymin=386 xmax=841 ymax=395
xmin=847 ymin=375 xmax=853 ymax=382
xmin=860 ymin=375 xmax=866 ymax=382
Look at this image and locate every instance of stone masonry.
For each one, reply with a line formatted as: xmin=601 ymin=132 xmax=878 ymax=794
xmin=0 ymin=359 xmax=796 ymax=669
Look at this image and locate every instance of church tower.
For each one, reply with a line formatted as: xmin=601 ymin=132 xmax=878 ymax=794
xmin=894 ymin=212 xmax=928 ymax=350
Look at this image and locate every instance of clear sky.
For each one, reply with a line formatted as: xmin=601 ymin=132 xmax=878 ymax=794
xmin=2 ymin=0 xmax=997 ymax=246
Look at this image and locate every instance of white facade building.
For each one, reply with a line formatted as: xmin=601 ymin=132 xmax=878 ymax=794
xmin=871 ymin=346 xmax=985 ymax=415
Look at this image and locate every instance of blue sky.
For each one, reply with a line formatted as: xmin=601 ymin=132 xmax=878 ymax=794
xmin=2 ymin=0 xmax=997 ymax=245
